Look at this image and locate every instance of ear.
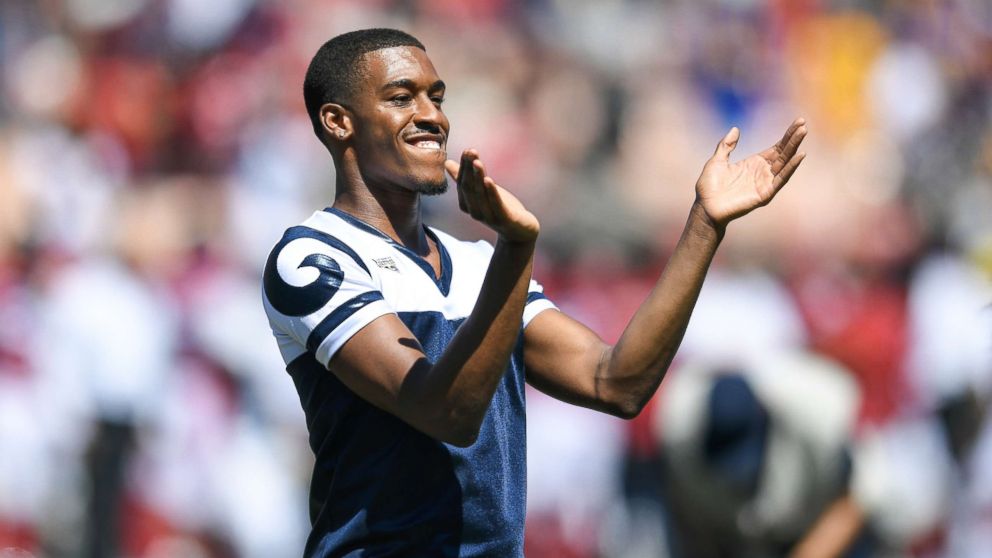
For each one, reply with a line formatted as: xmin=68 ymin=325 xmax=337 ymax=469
xmin=319 ymin=103 xmax=353 ymax=143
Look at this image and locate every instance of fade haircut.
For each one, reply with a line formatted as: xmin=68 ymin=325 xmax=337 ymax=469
xmin=303 ymin=28 xmax=426 ymax=141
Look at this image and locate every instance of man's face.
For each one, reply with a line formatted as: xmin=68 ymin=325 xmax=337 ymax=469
xmin=348 ymin=46 xmax=449 ymax=195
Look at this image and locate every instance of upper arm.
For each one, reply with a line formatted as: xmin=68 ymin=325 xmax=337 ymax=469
xmin=523 ymin=308 xmax=617 ymax=414
xmin=328 ymin=313 xmax=438 ymax=427
xmin=262 ymin=226 xmax=436 ymax=435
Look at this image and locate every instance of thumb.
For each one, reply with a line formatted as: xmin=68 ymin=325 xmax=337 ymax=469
xmin=444 ymin=159 xmax=460 ymax=181
xmin=713 ymin=127 xmax=740 ymax=161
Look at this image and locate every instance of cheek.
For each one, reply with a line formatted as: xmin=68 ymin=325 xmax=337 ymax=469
xmin=358 ymin=108 xmax=401 ymax=139
xmin=357 ymin=126 xmax=403 ymax=163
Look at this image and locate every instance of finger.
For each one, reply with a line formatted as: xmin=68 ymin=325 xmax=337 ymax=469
xmin=457 ymin=149 xmax=478 ymax=185
xmin=458 ymin=153 xmax=488 ymax=220
xmin=445 ymin=160 xmax=467 ymax=212
xmin=771 ymin=151 xmax=806 ymax=193
xmin=774 ymin=117 xmax=806 ymax=152
xmin=777 ymin=124 xmax=807 ymax=164
xmin=444 ymin=159 xmax=460 ymax=180
xmin=763 ymin=120 xmax=808 ymax=173
xmin=469 ymin=159 xmax=497 ymax=223
xmin=482 ymin=176 xmax=505 ymax=220
xmin=456 ymin=150 xmax=481 ymax=216
xmin=713 ymin=127 xmax=740 ymax=162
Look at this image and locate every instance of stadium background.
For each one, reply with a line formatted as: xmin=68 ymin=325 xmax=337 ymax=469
xmin=0 ymin=0 xmax=990 ymax=556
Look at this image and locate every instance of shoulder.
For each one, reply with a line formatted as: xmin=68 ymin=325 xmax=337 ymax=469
xmin=265 ymin=211 xmax=374 ymax=275
xmin=262 ymin=211 xmax=380 ymax=318
xmin=261 ymin=210 xmax=395 ymax=366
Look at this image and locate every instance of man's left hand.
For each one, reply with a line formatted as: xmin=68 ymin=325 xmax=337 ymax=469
xmin=694 ymin=118 xmax=808 ymax=230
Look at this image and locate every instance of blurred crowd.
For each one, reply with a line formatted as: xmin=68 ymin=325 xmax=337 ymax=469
xmin=0 ymin=0 xmax=990 ymax=557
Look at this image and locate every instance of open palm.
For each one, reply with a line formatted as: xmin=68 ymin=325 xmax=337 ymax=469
xmin=695 ymin=118 xmax=808 ymax=228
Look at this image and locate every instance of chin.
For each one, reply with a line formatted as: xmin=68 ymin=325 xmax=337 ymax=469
xmin=414 ymin=177 xmax=448 ymax=196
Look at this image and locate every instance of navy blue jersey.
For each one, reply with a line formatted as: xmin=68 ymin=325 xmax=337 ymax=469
xmin=262 ymin=208 xmax=556 ymax=557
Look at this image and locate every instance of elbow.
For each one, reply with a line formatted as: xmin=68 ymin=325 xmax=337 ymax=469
xmin=601 ymin=368 xmax=668 ymax=420
xmin=407 ymin=416 xmax=480 ymax=448
xmin=432 ymin=408 xmax=484 ymax=448
xmin=592 ymin=395 xmax=644 ymax=420
xmin=613 ymin=400 xmax=645 ymax=420
xmin=606 ymin=391 xmax=648 ymax=420
xmin=592 ymin=377 xmax=648 ymax=419
xmin=443 ymin=428 xmax=480 ymax=448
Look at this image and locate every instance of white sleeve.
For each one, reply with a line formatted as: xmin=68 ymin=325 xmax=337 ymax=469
xmin=262 ymin=226 xmax=393 ymax=368
xmin=523 ymin=278 xmax=557 ymax=328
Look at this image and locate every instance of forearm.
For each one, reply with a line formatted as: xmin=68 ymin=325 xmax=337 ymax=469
xmin=602 ymin=202 xmax=722 ymax=414
xmin=402 ymin=238 xmax=535 ymax=445
xmin=524 ymin=120 xmax=806 ymax=417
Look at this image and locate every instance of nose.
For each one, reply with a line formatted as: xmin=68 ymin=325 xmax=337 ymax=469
xmin=414 ymin=95 xmax=447 ymax=132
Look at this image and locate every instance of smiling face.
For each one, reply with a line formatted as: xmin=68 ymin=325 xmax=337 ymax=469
xmin=347 ymin=46 xmax=449 ymax=195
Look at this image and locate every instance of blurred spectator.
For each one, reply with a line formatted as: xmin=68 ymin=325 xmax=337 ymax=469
xmin=656 ymin=353 xmax=863 ymax=558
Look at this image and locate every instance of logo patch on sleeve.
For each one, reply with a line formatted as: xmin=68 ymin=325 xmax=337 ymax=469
xmin=373 ymin=257 xmax=399 ymax=271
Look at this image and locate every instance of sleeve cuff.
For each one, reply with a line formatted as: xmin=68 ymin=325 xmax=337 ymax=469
xmin=523 ymin=297 xmax=557 ymax=329
xmin=313 ymin=299 xmax=393 ymax=368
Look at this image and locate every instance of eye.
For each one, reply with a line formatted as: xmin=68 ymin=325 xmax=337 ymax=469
xmin=431 ymin=96 xmax=445 ymax=106
xmin=390 ymin=94 xmax=412 ymax=105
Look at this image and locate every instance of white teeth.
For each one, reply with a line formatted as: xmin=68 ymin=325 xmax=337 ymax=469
xmin=414 ymin=140 xmax=441 ymax=150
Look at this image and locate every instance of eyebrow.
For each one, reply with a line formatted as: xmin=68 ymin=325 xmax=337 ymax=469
xmin=381 ymin=79 xmax=446 ymax=93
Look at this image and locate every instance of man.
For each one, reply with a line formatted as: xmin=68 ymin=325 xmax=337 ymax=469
xmin=262 ymin=28 xmax=806 ymax=557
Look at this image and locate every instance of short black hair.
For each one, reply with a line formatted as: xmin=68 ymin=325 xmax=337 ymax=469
xmin=303 ymin=28 xmax=425 ymax=141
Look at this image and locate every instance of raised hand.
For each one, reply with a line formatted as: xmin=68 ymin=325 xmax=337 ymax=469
xmin=445 ymin=149 xmax=540 ymax=243
xmin=694 ymin=118 xmax=808 ymax=229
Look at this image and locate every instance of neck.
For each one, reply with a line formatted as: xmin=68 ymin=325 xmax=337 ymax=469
xmin=331 ymin=163 xmax=430 ymax=255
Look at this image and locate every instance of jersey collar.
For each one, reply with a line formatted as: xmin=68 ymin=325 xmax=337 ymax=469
xmin=323 ymin=207 xmax=453 ymax=297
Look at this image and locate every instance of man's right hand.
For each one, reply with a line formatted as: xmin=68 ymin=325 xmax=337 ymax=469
xmin=445 ymin=150 xmax=540 ymax=243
